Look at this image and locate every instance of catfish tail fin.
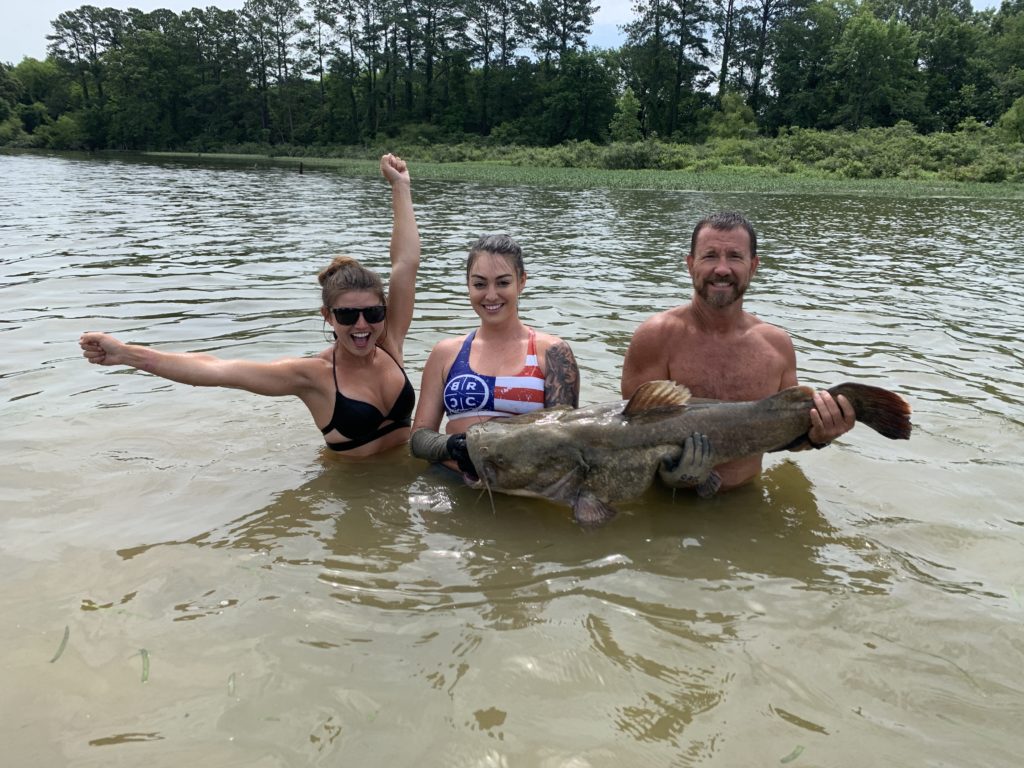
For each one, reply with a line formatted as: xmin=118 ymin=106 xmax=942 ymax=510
xmin=829 ymin=383 xmax=912 ymax=440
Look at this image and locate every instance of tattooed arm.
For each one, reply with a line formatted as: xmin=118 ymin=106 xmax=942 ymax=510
xmin=543 ymin=340 xmax=580 ymax=408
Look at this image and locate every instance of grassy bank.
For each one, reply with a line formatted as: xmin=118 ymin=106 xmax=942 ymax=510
xmin=142 ymin=150 xmax=1024 ymax=199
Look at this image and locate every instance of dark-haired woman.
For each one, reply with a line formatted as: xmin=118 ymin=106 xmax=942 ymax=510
xmin=410 ymin=234 xmax=580 ymax=473
xmin=79 ymin=154 xmax=420 ymax=458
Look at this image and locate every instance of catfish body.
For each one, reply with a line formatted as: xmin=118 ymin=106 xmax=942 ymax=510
xmin=465 ymin=381 xmax=912 ymax=525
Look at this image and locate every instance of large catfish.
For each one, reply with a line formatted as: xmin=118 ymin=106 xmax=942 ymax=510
xmin=465 ymin=381 xmax=912 ymax=526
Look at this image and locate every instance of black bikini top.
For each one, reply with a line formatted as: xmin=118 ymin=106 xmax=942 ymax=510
xmin=319 ymin=346 xmax=415 ymax=452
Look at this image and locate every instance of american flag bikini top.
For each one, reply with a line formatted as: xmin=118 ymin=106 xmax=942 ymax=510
xmin=443 ymin=329 xmax=546 ymax=418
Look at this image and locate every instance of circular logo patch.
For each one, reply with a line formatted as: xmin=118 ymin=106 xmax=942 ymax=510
xmin=444 ymin=374 xmax=491 ymax=413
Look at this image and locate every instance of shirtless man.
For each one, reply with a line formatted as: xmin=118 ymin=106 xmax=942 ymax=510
xmin=620 ymin=211 xmax=855 ymax=493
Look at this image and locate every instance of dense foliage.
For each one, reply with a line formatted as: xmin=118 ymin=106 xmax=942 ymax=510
xmin=1 ymin=0 xmax=1023 ymax=180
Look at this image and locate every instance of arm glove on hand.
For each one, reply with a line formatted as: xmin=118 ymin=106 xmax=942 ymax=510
xmin=657 ymin=432 xmax=721 ymax=498
xmin=410 ymin=429 xmax=477 ymax=477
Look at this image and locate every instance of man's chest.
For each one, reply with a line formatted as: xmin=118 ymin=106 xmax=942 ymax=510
xmin=668 ymin=340 xmax=786 ymax=401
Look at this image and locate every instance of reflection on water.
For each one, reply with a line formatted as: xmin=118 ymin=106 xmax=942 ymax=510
xmin=2 ymin=152 xmax=1024 ymax=764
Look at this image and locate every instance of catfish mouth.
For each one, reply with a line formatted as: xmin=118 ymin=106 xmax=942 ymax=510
xmin=471 ymin=460 xmax=495 ymax=487
xmin=457 ymin=456 xmax=484 ymax=487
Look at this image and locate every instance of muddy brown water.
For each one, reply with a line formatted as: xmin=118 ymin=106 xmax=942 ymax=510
xmin=2 ymin=152 xmax=1022 ymax=766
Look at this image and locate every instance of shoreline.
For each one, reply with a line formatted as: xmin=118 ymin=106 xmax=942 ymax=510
xmin=142 ymin=151 xmax=1024 ymax=199
xmin=5 ymin=146 xmax=1024 ymax=198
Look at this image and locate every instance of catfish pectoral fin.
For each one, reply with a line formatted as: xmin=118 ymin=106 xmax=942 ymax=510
xmin=572 ymin=492 xmax=619 ymax=527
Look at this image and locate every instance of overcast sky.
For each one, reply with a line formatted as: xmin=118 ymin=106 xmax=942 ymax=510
xmin=0 ymin=0 xmax=637 ymax=65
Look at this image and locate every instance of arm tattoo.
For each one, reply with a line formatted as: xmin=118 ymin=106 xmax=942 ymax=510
xmin=544 ymin=341 xmax=580 ymax=408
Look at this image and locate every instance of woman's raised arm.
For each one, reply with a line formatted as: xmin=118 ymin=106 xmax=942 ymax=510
xmin=378 ymin=154 xmax=420 ymax=358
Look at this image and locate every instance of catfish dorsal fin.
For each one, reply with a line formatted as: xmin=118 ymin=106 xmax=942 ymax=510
xmin=623 ymin=380 xmax=691 ymax=416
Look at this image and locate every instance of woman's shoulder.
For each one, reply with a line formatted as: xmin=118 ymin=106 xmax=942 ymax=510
xmin=296 ymin=353 xmax=336 ymax=378
xmin=258 ymin=352 xmax=332 ymax=393
xmin=432 ymin=333 xmax=470 ymax=352
xmin=531 ymin=328 xmax=572 ymax=354
xmin=425 ymin=333 xmax=469 ymax=363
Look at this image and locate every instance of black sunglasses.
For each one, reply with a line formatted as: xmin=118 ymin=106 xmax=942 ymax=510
xmin=330 ymin=305 xmax=387 ymax=325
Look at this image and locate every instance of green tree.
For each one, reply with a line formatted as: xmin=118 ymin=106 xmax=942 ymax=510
xmin=532 ymin=0 xmax=598 ymax=66
xmin=264 ymin=0 xmax=304 ymax=142
xmin=708 ymin=90 xmax=757 ymax=137
xmin=12 ymin=58 xmax=71 ymax=118
xmin=46 ymin=5 xmax=130 ymax=146
xmin=326 ymin=0 xmax=369 ymax=142
xmin=242 ymin=0 xmax=277 ymax=139
xmin=827 ymin=5 xmax=924 ymax=129
xmin=986 ymin=1 xmax=1024 ymax=108
xmin=917 ymin=10 xmax=995 ymax=130
xmin=998 ymin=94 xmax=1024 ymax=141
xmin=414 ymin=0 xmax=466 ymax=125
xmin=46 ymin=6 xmax=126 ymax=108
xmin=103 ymin=11 xmax=189 ymax=148
xmin=41 ymin=112 xmax=87 ymax=148
xmin=186 ymin=7 xmax=262 ymax=147
xmin=537 ymin=49 xmax=615 ymax=142
xmin=731 ymin=0 xmax=801 ymax=114
xmin=465 ymin=0 xmax=529 ymax=133
xmin=873 ymin=0 xmax=971 ymax=29
xmin=621 ymin=0 xmax=712 ymax=140
xmin=711 ymin=0 xmax=742 ymax=96
xmin=298 ymin=0 xmax=342 ymax=139
xmin=767 ymin=0 xmax=848 ymax=131
xmin=0 ymin=62 xmax=21 ymax=123
xmin=609 ymin=86 xmax=642 ymax=141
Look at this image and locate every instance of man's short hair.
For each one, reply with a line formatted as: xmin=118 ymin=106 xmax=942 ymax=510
xmin=690 ymin=212 xmax=757 ymax=257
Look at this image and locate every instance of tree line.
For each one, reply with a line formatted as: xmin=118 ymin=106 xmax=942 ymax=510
xmin=2 ymin=0 xmax=1024 ymax=153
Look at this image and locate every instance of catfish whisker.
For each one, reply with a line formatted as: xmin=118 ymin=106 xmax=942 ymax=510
xmin=479 ymin=474 xmax=496 ymax=515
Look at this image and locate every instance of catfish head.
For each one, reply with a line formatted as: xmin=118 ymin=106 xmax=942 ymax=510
xmin=465 ymin=408 xmax=591 ymax=508
xmin=465 ymin=408 xmax=633 ymax=527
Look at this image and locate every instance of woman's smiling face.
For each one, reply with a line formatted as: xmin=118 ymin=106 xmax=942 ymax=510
xmin=324 ymin=289 xmax=387 ymax=354
xmin=467 ymin=252 xmax=525 ymax=323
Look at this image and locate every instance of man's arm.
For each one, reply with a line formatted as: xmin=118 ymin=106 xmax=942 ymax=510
xmin=621 ymin=318 xmax=671 ymax=398
xmin=805 ymin=391 xmax=855 ymax=447
xmin=770 ymin=325 xmax=855 ymax=448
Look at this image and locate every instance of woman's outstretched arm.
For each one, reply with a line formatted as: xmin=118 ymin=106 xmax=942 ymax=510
xmin=80 ymin=332 xmax=317 ymax=397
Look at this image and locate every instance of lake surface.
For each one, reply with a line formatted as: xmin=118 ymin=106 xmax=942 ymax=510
xmin=2 ymin=151 xmax=1023 ymax=766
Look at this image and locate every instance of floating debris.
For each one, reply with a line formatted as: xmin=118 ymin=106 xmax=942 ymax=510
xmin=49 ymin=625 xmax=70 ymax=663
xmin=780 ymin=745 xmax=805 ymax=764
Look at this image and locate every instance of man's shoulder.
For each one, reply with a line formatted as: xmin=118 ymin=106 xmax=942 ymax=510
xmin=633 ymin=305 xmax=690 ymax=335
xmin=746 ymin=316 xmax=794 ymax=348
